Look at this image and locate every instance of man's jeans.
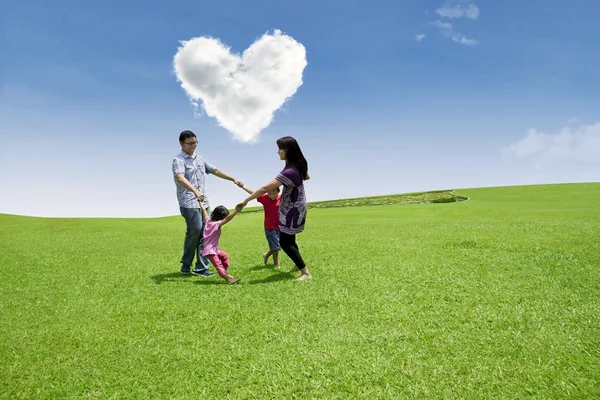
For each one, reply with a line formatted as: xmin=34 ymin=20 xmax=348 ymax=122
xmin=180 ymin=206 xmax=211 ymax=272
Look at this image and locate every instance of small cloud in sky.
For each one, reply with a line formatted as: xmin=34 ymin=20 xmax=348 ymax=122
xmin=173 ymin=29 xmax=307 ymax=143
xmin=428 ymin=19 xmax=479 ymax=46
xmin=503 ymin=122 xmax=600 ymax=167
xmin=452 ymin=35 xmax=479 ymax=46
xmin=435 ymin=3 xmax=480 ymax=20
xmin=415 ymin=33 xmax=426 ymax=42
xmin=426 ymin=2 xmax=480 ymax=46
xmin=429 ymin=20 xmax=453 ymax=31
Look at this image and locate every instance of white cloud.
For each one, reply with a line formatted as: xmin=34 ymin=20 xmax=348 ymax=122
xmin=415 ymin=33 xmax=426 ymax=42
xmin=503 ymin=122 xmax=600 ymax=167
xmin=464 ymin=5 xmax=481 ymax=19
xmin=429 ymin=20 xmax=453 ymax=31
xmin=428 ymin=19 xmax=479 ymax=45
xmin=436 ymin=3 xmax=480 ymax=20
xmin=452 ymin=35 xmax=479 ymax=46
xmin=173 ymin=29 xmax=307 ymax=143
xmin=427 ymin=3 xmax=480 ymax=46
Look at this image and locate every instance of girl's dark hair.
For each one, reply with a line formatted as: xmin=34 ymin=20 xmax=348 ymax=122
xmin=276 ymin=136 xmax=308 ymax=179
xmin=179 ymin=130 xmax=196 ymax=142
xmin=211 ymin=205 xmax=230 ymax=221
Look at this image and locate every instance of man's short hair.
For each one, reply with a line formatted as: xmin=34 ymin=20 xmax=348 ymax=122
xmin=179 ymin=130 xmax=196 ymax=142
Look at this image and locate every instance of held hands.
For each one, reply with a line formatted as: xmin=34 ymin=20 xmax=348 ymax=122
xmin=232 ymin=179 xmax=247 ymax=212
xmin=194 ymin=190 xmax=204 ymax=202
xmin=235 ymin=201 xmax=248 ymax=213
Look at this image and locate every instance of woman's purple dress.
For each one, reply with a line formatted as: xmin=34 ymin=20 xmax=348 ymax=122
xmin=275 ymin=165 xmax=307 ymax=235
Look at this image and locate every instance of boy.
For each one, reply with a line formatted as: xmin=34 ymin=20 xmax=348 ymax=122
xmin=241 ymin=185 xmax=281 ymax=268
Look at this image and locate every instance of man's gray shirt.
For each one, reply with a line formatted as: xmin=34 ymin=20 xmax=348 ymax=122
xmin=172 ymin=151 xmax=217 ymax=209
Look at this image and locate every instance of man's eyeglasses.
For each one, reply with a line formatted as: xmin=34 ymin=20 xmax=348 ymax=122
xmin=183 ymin=141 xmax=198 ymax=146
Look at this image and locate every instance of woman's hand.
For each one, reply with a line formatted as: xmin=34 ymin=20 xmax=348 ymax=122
xmin=235 ymin=201 xmax=248 ymax=212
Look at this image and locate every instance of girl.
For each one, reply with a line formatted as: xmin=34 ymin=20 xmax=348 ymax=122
xmin=199 ymin=202 xmax=241 ymax=284
xmin=236 ymin=136 xmax=312 ymax=281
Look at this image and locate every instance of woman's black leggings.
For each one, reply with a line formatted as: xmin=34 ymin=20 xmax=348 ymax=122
xmin=279 ymin=232 xmax=306 ymax=270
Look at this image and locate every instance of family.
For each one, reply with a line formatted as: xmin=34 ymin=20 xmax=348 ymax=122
xmin=171 ymin=130 xmax=312 ymax=284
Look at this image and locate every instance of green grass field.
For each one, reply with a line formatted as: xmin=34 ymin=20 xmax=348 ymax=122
xmin=1 ymin=183 xmax=599 ymax=399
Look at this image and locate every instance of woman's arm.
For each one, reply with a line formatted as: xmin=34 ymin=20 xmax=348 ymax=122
xmin=237 ymin=179 xmax=281 ymax=209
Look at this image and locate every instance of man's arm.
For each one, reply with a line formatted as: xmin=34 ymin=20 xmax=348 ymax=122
xmin=211 ymin=169 xmax=244 ymax=189
xmin=175 ymin=174 xmax=203 ymax=201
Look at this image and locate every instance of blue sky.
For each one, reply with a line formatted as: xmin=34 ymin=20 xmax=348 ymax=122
xmin=2 ymin=0 xmax=599 ymax=217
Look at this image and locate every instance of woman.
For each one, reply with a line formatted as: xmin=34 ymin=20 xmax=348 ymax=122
xmin=236 ymin=136 xmax=312 ymax=280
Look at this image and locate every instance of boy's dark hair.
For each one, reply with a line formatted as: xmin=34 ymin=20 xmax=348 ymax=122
xmin=179 ymin=130 xmax=196 ymax=143
xmin=211 ymin=205 xmax=230 ymax=221
xmin=276 ymin=136 xmax=308 ymax=180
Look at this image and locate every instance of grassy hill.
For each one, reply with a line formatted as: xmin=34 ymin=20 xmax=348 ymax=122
xmin=1 ymin=183 xmax=599 ymax=399
xmin=239 ymin=189 xmax=467 ymax=213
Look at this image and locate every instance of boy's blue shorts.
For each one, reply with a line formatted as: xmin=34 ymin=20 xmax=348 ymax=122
xmin=265 ymin=229 xmax=281 ymax=251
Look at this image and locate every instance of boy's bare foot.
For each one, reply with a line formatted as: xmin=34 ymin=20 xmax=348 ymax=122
xmin=273 ymin=264 xmax=280 ymax=269
xmin=263 ymin=253 xmax=268 ymax=265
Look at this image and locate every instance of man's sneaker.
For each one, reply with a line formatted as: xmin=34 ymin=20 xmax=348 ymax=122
xmin=192 ymin=270 xmax=215 ymax=277
xmin=181 ymin=267 xmax=192 ymax=275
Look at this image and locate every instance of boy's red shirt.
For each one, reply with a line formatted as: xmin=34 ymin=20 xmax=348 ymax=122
xmin=257 ymin=194 xmax=280 ymax=230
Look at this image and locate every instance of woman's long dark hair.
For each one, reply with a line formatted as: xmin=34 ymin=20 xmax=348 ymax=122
xmin=276 ymin=136 xmax=308 ymax=180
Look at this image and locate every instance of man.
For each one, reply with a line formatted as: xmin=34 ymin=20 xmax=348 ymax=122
xmin=172 ymin=130 xmax=244 ymax=276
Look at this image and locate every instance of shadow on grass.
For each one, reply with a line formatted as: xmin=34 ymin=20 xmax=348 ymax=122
xmin=247 ymin=271 xmax=295 ymax=285
xmin=151 ymin=272 xmax=198 ymax=285
xmin=193 ymin=279 xmax=229 ymax=285
xmin=249 ymin=263 xmax=278 ymax=271
xmin=151 ymin=267 xmax=296 ymax=285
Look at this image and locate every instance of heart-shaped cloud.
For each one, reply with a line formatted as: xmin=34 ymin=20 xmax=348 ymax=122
xmin=173 ymin=29 xmax=307 ymax=142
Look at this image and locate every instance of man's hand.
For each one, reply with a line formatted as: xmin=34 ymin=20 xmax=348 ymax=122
xmin=194 ymin=190 xmax=204 ymax=202
xmin=234 ymin=179 xmax=244 ymax=188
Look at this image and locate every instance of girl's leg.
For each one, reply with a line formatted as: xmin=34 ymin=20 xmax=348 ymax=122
xmin=215 ymin=250 xmax=239 ymax=284
xmin=206 ymin=254 xmax=227 ymax=277
xmin=218 ymin=250 xmax=230 ymax=270
xmin=279 ymin=232 xmax=311 ymax=280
